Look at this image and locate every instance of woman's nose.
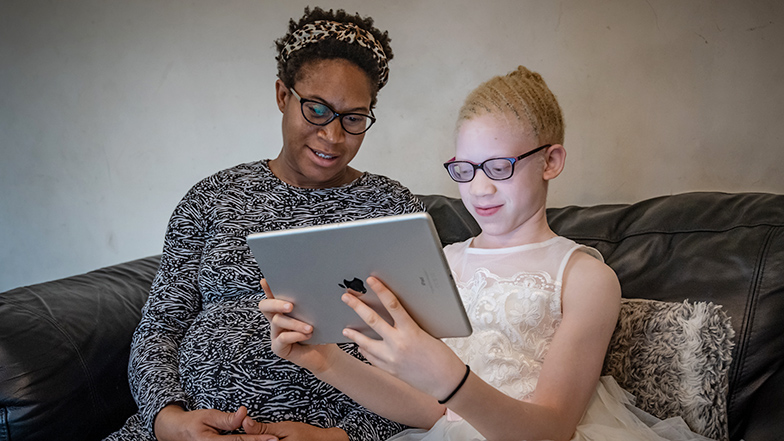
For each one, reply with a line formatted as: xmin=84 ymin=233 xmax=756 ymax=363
xmin=318 ymin=118 xmax=345 ymax=144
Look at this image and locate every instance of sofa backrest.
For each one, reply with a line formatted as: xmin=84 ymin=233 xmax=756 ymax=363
xmin=2 ymin=192 xmax=781 ymax=441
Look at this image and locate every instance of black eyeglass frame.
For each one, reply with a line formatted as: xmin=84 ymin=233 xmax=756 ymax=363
xmin=443 ymin=144 xmax=552 ymax=183
xmin=289 ymin=87 xmax=376 ymax=135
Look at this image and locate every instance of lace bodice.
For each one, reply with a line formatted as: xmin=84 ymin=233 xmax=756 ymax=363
xmin=442 ymin=236 xmax=602 ymax=400
xmin=391 ymin=238 xmax=712 ymax=441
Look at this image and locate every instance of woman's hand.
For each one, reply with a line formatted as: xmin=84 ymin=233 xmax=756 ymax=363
xmin=154 ymin=404 xmax=280 ymax=441
xmin=243 ymin=420 xmax=348 ymax=441
xmin=258 ymin=279 xmax=339 ymax=374
xmin=341 ymin=276 xmax=467 ymax=401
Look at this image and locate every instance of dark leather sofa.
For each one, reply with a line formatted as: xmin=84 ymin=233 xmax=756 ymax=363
xmin=1 ymin=192 xmax=782 ymax=441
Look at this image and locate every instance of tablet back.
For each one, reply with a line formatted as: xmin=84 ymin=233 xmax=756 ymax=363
xmin=247 ymin=212 xmax=472 ymax=344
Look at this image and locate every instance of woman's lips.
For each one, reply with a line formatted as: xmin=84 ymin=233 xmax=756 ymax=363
xmin=474 ymin=205 xmax=502 ymax=216
xmin=309 ymin=147 xmax=338 ymax=162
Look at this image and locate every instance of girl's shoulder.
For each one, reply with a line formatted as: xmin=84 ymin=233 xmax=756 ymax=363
xmin=561 ymin=243 xmax=622 ymax=314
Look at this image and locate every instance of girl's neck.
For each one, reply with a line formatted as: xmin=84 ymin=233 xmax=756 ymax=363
xmin=471 ymin=208 xmax=556 ymax=249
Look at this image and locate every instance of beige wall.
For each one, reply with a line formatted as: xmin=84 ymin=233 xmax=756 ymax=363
xmin=2 ymin=0 xmax=783 ymax=290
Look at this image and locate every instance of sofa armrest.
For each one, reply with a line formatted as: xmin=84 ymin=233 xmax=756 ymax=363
xmin=0 ymin=255 xmax=159 ymax=441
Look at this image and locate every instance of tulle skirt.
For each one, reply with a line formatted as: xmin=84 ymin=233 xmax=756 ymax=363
xmin=386 ymin=376 xmax=715 ymax=441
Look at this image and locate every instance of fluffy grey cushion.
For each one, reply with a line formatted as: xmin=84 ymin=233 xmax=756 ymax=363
xmin=602 ymin=298 xmax=735 ymax=441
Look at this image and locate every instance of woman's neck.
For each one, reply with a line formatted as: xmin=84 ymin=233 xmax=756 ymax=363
xmin=268 ymin=158 xmax=362 ymax=189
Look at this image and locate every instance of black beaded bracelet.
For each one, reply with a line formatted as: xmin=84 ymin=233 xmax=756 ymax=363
xmin=438 ymin=364 xmax=471 ymax=404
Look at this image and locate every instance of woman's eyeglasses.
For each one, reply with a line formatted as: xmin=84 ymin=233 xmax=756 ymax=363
xmin=443 ymin=144 xmax=551 ymax=183
xmin=290 ymin=88 xmax=376 ymax=135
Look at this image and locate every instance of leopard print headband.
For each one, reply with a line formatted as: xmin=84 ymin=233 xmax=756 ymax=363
xmin=281 ymin=20 xmax=390 ymax=89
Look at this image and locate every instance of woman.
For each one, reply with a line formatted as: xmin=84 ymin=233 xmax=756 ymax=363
xmin=105 ymin=7 xmax=424 ymax=441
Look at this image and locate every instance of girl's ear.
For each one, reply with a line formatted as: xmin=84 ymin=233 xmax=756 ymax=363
xmin=542 ymin=144 xmax=566 ymax=181
xmin=275 ymin=79 xmax=289 ymax=113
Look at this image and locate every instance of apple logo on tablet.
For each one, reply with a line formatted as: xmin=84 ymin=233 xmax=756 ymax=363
xmin=339 ymin=277 xmax=367 ymax=294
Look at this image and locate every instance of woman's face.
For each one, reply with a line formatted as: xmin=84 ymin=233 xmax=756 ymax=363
xmin=272 ymin=58 xmax=374 ymax=189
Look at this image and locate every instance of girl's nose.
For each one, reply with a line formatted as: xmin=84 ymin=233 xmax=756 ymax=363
xmin=468 ymin=170 xmax=497 ymax=197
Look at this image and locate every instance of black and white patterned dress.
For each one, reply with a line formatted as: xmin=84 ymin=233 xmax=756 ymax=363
xmin=106 ymin=160 xmax=424 ymax=441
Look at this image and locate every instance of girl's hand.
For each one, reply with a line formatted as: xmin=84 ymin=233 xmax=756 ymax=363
xmin=258 ymin=279 xmax=339 ymax=374
xmin=341 ymin=276 xmax=467 ymax=401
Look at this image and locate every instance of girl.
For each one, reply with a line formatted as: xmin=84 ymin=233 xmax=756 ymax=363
xmin=259 ymin=66 xmax=714 ymax=441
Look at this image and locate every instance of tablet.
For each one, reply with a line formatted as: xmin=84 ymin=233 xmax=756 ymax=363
xmin=247 ymin=212 xmax=472 ymax=344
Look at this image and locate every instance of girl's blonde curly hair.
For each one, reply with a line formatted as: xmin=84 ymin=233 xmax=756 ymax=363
xmin=457 ymin=66 xmax=564 ymax=145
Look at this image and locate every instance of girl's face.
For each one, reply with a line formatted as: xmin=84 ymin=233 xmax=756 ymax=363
xmin=454 ymin=114 xmax=552 ymax=248
xmin=273 ymin=58 xmax=373 ymax=189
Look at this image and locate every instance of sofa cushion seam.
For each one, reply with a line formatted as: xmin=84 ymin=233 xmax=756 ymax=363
xmin=726 ymin=226 xmax=774 ymax=422
xmin=563 ymin=223 xmax=784 ymax=244
xmin=0 ymin=290 xmax=102 ymax=419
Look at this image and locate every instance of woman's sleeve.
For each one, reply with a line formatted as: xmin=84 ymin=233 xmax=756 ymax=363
xmin=386 ymin=179 xmax=427 ymax=214
xmin=128 ymin=178 xmax=214 ymax=435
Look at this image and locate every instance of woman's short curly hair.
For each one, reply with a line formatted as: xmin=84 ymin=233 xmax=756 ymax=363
xmin=275 ymin=7 xmax=394 ymax=108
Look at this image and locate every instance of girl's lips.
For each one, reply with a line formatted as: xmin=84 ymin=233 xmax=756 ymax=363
xmin=474 ymin=205 xmax=502 ymax=216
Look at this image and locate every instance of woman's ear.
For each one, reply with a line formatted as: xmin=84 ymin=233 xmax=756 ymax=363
xmin=542 ymin=144 xmax=566 ymax=181
xmin=275 ymin=79 xmax=289 ymax=113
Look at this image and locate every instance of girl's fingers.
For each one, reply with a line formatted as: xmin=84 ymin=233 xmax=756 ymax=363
xmin=342 ymin=325 xmax=383 ymax=363
xmin=272 ymin=328 xmax=312 ymax=348
xmin=260 ymin=278 xmax=275 ymax=299
xmin=366 ymin=276 xmax=418 ymax=328
xmin=258 ymin=298 xmax=293 ymax=323
xmin=259 ymin=278 xmax=290 ymax=322
xmin=258 ymin=298 xmax=292 ymax=314
xmin=341 ymin=291 xmax=394 ymax=337
xmin=268 ymin=319 xmax=313 ymax=357
xmin=271 ymin=312 xmax=312 ymax=335
xmin=342 ymin=325 xmax=374 ymax=347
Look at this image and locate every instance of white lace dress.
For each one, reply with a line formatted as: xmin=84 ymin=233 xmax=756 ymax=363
xmin=387 ymin=236 xmax=713 ymax=441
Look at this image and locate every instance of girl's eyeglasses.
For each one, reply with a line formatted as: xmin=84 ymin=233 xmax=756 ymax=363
xmin=443 ymin=144 xmax=551 ymax=183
